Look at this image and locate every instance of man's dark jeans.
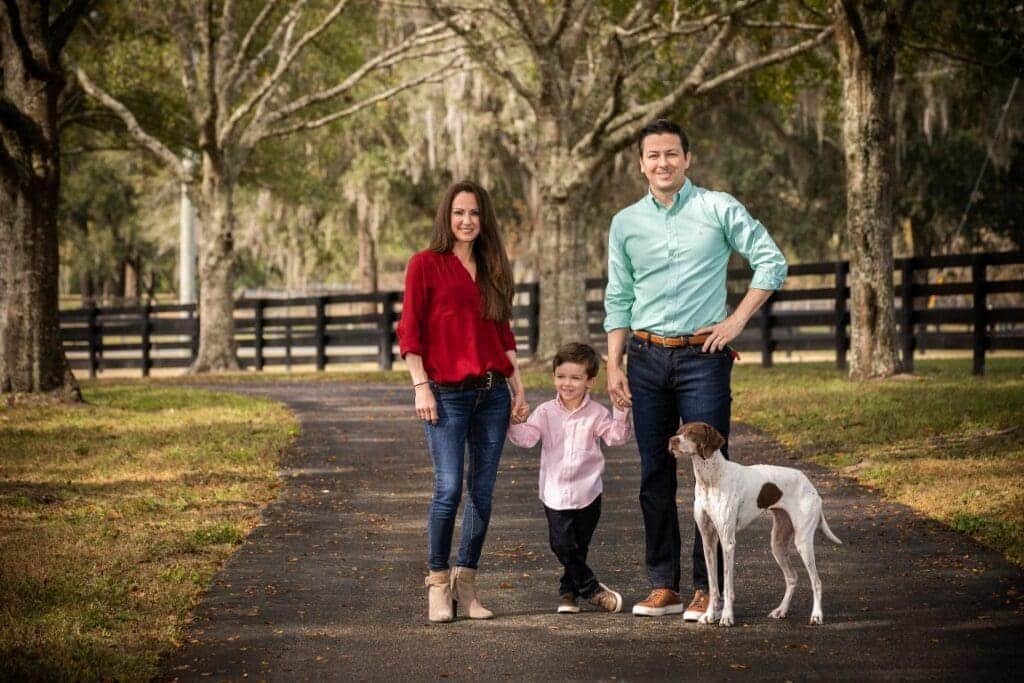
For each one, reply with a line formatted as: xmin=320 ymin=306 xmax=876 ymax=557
xmin=627 ymin=335 xmax=732 ymax=592
xmin=544 ymin=495 xmax=602 ymax=598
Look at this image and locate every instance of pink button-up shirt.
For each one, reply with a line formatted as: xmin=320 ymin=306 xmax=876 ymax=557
xmin=507 ymin=393 xmax=632 ymax=510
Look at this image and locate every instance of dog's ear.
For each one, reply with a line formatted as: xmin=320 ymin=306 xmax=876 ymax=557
xmin=704 ymin=423 xmax=725 ymax=456
xmin=681 ymin=422 xmax=724 ymax=459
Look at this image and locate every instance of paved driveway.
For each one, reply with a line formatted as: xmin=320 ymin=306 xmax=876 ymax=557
xmin=162 ymin=383 xmax=1024 ymax=681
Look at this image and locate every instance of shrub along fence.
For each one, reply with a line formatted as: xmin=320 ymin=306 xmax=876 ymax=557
xmin=60 ymin=251 xmax=1023 ymax=377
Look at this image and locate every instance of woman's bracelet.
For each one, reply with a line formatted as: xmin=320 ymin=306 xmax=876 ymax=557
xmin=413 ymin=380 xmax=430 ymax=389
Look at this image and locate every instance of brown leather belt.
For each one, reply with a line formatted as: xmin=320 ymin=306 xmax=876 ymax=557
xmin=633 ymin=330 xmax=710 ymax=348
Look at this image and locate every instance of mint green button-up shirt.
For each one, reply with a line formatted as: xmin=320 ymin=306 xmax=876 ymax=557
xmin=604 ymin=179 xmax=788 ymax=336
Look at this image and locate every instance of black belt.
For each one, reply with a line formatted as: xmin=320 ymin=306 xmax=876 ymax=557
xmin=433 ymin=371 xmax=507 ymax=392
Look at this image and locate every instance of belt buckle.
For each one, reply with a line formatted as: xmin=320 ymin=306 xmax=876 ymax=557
xmin=481 ymin=372 xmax=494 ymax=390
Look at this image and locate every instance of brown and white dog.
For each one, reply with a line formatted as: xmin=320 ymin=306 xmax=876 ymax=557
xmin=669 ymin=422 xmax=842 ymax=626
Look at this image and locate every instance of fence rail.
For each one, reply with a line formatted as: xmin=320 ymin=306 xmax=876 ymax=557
xmin=60 ymin=251 xmax=1024 ymax=377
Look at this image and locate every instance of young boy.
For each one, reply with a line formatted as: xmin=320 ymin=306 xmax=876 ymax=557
xmin=508 ymin=342 xmax=631 ymax=614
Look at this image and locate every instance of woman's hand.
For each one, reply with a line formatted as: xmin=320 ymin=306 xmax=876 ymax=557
xmin=415 ymin=384 xmax=438 ymax=424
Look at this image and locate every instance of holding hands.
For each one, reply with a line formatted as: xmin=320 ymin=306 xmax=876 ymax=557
xmin=606 ymin=364 xmax=632 ymax=410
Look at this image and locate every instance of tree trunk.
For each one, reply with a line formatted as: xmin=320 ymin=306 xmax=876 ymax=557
xmin=835 ymin=4 xmax=904 ymax=379
xmin=532 ymin=115 xmax=591 ymax=359
xmin=123 ymin=257 xmax=140 ymax=303
xmin=190 ymin=160 xmax=240 ymax=372
xmin=0 ymin=3 xmax=80 ymax=399
xmin=534 ymin=178 xmax=589 ymax=358
xmin=355 ymin=194 xmax=379 ymax=315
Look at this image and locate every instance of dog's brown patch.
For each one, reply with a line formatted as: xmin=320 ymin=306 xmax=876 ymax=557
xmin=757 ymin=482 xmax=783 ymax=508
xmin=679 ymin=422 xmax=725 ymax=460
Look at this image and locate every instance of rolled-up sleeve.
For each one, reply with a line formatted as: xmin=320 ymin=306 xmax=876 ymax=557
xmin=721 ymin=197 xmax=788 ymax=291
xmin=603 ymin=217 xmax=635 ymax=332
xmin=497 ymin=319 xmax=517 ymax=352
xmin=396 ymin=254 xmax=426 ymax=358
xmin=596 ymin=405 xmax=632 ymax=447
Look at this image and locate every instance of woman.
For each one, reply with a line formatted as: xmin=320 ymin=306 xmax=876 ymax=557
xmin=397 ymin=180 xmax=527 ymax=623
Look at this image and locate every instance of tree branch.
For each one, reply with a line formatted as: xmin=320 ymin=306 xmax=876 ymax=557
xmin=838 ymin=0 xmax=871 ymax=52
xmin=544 ymin=0 xmax=575 ymax=48
xmin=167 ymin=4 xmax=205 ymax=122
xmin=230 ymin=0 xmax=307 ymax=98
xmin=259 ymin=36 xmax=453 ymax=130
xmin=425 ymin=0 xmax=539 ymax=106
xmin=596 ymin=18 xmax=737 ymax=157
xmin=49 ymin=0 xmax=95 ymax=54
xmin=0 ymin=136 xmax=31 ymax=187
xmin=254 ymin=57 xmax=462 ymax=141
xmin=694 ymin=25 xmax=835 ymax=94
xmin=222 ymin=0 xmax=282 ymax=92
xmin=71 ymin=61 xmax=188 ymax=182
xmin=738 ymin=20 xmax=831 ymax=31
xmin=2 ymin=0 xmax=55 ymax=80
xmin=0 ymin=94 xmax=49 ymax=150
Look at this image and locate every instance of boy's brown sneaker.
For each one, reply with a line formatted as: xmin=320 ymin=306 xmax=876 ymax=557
xmin=557 ymin=592 xmax=580 ymax=614
xmin=586 ymin=583 xmax=623 ymax=613
xmin=632 ymin=588 xmax=683 ymax=616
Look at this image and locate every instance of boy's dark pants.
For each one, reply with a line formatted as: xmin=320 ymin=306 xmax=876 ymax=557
xmin=544 ymin=495 xmax=602 ymax=598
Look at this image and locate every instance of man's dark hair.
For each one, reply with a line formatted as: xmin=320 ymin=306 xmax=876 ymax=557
xmin=637 ymin=119 xmax=689 ymax=155
xmin=552 ymin=342 xmax=601 ymax=378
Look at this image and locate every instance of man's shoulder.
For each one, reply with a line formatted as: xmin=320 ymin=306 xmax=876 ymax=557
xmin=689 ymin=184 xmax=749 ymax=225
xmin=610 ymin=195 xmax=653 ymax=235
xmin=691 ymin=184 xmax=742 ymax=210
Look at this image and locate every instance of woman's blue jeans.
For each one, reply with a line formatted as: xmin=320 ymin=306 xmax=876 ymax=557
xmin=424 ymin=384 xmax=510 ymax=571
xmin=627 ymin=335 xmax=733 ymax=592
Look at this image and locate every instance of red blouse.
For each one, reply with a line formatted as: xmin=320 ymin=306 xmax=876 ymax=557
xmin=396 ymin=250 xmax=517 ymax=383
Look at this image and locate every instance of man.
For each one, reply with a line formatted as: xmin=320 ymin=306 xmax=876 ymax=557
xmin=604 ymin=119 xmax=787 ymax=620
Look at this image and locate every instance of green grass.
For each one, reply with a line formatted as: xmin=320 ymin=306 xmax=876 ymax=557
xmin=0 ymin=385 xmax=296 ymax=681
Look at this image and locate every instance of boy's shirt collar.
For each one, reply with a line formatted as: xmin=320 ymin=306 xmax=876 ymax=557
xmin=555 ymin=391 xmax=591 ymax=415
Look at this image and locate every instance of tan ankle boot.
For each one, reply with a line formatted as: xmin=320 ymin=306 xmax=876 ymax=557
xmin=425 ymin=570 xmax=453 ymax=623
xmin=450 ymin=566 xmax=493 ymax=619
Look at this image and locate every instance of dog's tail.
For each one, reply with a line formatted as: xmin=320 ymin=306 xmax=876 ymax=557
xmin=819 ymin=510 xmax=843 ymax=545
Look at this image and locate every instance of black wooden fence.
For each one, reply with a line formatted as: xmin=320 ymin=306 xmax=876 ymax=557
xmin=60 ymin=251 xmax=1023 ymax=377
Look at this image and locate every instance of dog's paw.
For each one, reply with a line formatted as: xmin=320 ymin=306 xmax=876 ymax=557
xmin=697 ymin=611 xmax=717 ymax=625
xmin=809 ymin=612 xmax=823 ymax=625
xmin=719 ymin=612 xmax=734 ymax=627
xmin=768 ymin=607 xmax=787 ymax=619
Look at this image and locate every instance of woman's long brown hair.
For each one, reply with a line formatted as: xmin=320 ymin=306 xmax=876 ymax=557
xmin=429 ymin=180 xmax=514 ymax=321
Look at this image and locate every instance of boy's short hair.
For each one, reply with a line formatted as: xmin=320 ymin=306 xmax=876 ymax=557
xmin=552 ymin=342 xmax=601 ymax=378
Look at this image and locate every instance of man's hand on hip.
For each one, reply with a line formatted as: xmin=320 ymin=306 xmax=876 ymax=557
xmin=696 ymin=314 xmax=747 ymax=353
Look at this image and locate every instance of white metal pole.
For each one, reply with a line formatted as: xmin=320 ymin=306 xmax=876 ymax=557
xmin=179 ymin=156 xmax=196 ymax=305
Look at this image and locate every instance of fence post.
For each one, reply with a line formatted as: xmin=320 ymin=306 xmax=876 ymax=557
xmin=760 ymin=294 xmax=773 ymax=368
xmin=528 ymin=282 xmax=541 ymax=356
xmin=190 ymin=309 xmax=200 ymax=362
xmin=141 ymin=302 xmax=152 ymax=378
xmin=901 ymin=258 xmax=915 ymax=373
xmin=834 ymin=261 xmax=848 ymax=370
xmin=379 ymin=291 xmax=397 ymax=370
xmin=972 ymin=253 xmax=988 ymax=375
xmin=315 ymin=296 xmax=327 ymax=371
xmin=87 ymin=301 xmax=99 ymax=379
xmin=254 ymin=299 xmax=265 ymax=371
